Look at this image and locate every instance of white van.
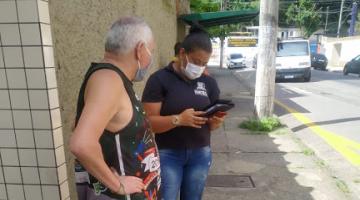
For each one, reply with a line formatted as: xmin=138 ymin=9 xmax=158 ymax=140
xmin=276 ymin=39 xmax=311 ymax=82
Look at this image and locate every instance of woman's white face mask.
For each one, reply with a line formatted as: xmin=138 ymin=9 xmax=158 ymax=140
xmin=183 ymin=55 xmax=206 ymax=80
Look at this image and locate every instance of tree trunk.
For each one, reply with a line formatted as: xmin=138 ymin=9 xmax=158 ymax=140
xmin=254 ymin=0 xmax=279 ymax=119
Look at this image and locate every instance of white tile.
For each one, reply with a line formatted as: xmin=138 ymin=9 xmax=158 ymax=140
xmin=0 ymin=130 xmax=16 ymax=148
xmin=39 ymin=167 xmax=58 ymax=184
xmin=60 ymin=180 xmax=70 ymax=200
xmin=29 ymin=89 xmax=49 ymax=109
xmin=9 ymin=90 xmax=29 ymax=109
xmin=38 ymin=0 xmax=50 ymax=24
xmin=48 ymin=88 xmax=59 ymax=109
xmin=6 ymin=69 xmax=27 ymax=89
xmin=0 ymin=24 xmax=20 ymax=45
xmin=45 ymin=68 xmax=57 ymax=88
xmin=0 ymin=90 xmax=10 ymax=109
xmin=55 ymin=146 xmax=65 ymax=166
xmin=40 ymin=23 xmax=53 ymax=45
xmin=51 ymin=108 xmax=62 ymax=129
xmin=3 ymin=47 xmax=24 ymax=68
xmin=19 ymin=149 xmax=37 ymax=166
xmin=37 ymin=149 xmax=55 ymax=167
xmin=0 ymin=110 xmax=13 ymax=129
xmin=17 ymin=0 xmax=39 ymax=23
xmin=0 ymin=148 xmax=19 ymax=166
xmin=42 ymin=185 xmax=60 ymax=200
xmin=0 ymin=69 xmax=7 ymax=88
xmin=21 ymin=167 xmax=40 ymax=184
xmin=57 ymin=163 xmax=67 ymax=183
xmin=26 ymin=69 xmax=46 ymax=89
xmin=23 ymin=46 xmax=44 ymax=67
xmin=0 ymin=184 xmax=6 ymax=199
xmin=0 ymin=1 xmax=17 ymax=23
xmin=43 ymin=46 xmax=55 ymax=67
xmin=31 ymin=110 xmax=51 ymax=129
xmin=53 ymin=128 xmax=64 ymax=148
xmin=7 ymin=184 xmax=25 ymax=200
xmin=3 ymin=167 xmax=22 ymax=183
xmin=13 ymin=110 xmax=32 ymax=129
xmin=20 ymin=24 xmax=41 ymax=45
xmin=15 ymin=130 xmax=35 ymax=148
xmin=34 ymin=130 xmax=53 ymax=148
xmin=24 ymin=185 xmax=42 ymax=200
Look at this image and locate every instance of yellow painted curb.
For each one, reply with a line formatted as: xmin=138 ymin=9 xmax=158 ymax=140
xmin=275 ymin=99 xmax=360 ymax=167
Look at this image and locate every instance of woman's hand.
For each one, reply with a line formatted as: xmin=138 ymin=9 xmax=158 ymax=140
xmin=178 ymin=108 xmax=208 ymax=128
xmin=111 ymin=168 xmax=144 ymax=195
xmin=208 ymin=112 xmax=227 ymax=130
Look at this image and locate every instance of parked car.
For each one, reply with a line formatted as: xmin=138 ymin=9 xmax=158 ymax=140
xmin=311 ymin=53 xmax=328 ymax=70
xmin=227 ymin=53 xmax=246 ymax=69
xmin=343 ymin=55 xmax=360 ymax=76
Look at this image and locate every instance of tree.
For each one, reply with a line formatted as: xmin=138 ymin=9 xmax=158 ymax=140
xmin=190 ymin=0 xmax=259 ymax=67
xmin=285 ymin=0 xmax=321 ymax=37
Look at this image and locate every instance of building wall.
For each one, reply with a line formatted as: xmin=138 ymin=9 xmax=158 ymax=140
xmin=48 ymin=0 xmax=189 ymax=199
xmin=0 ymin=0 xmax=69 ymax=199
xmin=320 ymin=36 xmax=360 ymax=67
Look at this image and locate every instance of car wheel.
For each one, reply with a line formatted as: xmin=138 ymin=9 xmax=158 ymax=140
xmin=343 ymin=66 xmax=349 ymax=75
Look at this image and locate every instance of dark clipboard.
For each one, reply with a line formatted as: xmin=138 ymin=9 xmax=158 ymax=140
xmin=202 ymin=99 xmax=235 ymax=117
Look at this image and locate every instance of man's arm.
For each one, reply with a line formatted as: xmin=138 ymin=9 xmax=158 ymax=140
xmin=70 ymin=70 xmax=143 ymax=194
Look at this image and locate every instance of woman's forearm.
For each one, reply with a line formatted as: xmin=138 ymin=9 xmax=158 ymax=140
xmin=148 ymin=115 xmax=177 ymax=134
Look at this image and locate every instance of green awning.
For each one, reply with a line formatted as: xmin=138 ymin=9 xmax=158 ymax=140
xmin=179 ymin=10 xmax=259 ymax=27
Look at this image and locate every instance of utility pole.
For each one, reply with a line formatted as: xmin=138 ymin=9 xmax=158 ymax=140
xmin=337 ymin=0 xmax=345 ymax=38
xmin=349 ymin=2 xmax=358 ymax=36
xmin=219 ymin=0 xmax=227 ymax=68
xmin=254 ymin=0 xmax=279 ymax=119
xmin=325 ymin=6 xmax=329 ymax=34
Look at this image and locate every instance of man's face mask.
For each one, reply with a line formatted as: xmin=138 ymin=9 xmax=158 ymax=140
xmin=183 ymin=55 xmax=206 ymax=80
xmin=134 ymin=45 xmax=152 ymax=82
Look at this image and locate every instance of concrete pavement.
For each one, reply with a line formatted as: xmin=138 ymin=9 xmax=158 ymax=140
xmin=203 ymin=68 xmax=352 ymax=200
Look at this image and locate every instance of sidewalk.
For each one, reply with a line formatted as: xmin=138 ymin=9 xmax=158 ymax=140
xmin=203 ymin=68 xmax=351 ymax=200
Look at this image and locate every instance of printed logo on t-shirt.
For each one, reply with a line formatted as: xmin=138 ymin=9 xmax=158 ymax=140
xmin=194 ymin=82 xmax=208 ymax=97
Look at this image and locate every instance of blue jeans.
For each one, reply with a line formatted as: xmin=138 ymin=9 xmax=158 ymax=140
xmin=159 ymin=146 xmax=212 ymax=200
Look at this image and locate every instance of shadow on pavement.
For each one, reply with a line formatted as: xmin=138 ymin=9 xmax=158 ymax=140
xmin=204 ymin=68 xmax=317 ymax=200
xmin=291 ymin=117 xmax=360 ymax=133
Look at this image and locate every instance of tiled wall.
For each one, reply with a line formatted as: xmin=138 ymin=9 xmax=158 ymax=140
xmin=0 ymin=0 xmax=69 ymax=199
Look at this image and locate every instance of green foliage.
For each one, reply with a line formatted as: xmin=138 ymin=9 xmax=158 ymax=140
xmin=239 ymin=117 xmax=282 ymax=132
xmin=302 ymin=148 xmax=315 ymax=156
xmin=285 ymin=0 xmax=321 ymax=37
xmin=190 ymin=0 xmax=259 ymax=39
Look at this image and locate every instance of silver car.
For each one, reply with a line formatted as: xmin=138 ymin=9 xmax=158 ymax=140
xmin=227 ymin=53 xmax=246 ymax=69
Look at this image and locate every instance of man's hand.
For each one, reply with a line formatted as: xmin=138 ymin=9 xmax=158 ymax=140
xmin=111 ymin=168 xmax=144 ymax=195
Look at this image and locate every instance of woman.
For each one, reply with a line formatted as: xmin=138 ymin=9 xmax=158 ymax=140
xmin=142 ymin=25 xmax=226 ymax=200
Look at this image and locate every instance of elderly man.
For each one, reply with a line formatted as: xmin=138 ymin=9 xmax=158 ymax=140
xmin=70 ymin=16 xmax=161 ymax=200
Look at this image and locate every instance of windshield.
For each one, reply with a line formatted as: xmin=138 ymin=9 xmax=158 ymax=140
xmin=230 ymin=54 xmax=243 ymax=59
xmin=277 ymin=41 xmax=309 ymax=57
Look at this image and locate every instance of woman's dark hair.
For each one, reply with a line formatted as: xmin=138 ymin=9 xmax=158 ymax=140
xmin=182 ymin=24 xmax=212 ymax=53
xmin=174 ymin=42 xmax=182 ymax=56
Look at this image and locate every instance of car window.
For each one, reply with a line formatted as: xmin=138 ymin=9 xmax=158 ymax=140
xmin=354 ymin=55 xmax=360 ymax=61
xmin=277 ymin=42 xmax=309 ymax=57
xmin=230 ymin=54 xmax=243 ymax=59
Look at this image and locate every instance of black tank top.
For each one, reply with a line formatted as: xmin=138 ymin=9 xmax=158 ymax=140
xmin=74 ymin=63 xmax=161 ymax=200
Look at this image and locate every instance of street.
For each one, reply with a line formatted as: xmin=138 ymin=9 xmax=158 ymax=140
xmin=231 ymin=67 xmax=360 ymax=198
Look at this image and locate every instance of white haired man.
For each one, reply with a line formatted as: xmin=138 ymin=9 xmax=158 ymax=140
xmin=70 ymin=16 xmax=161 ymax=200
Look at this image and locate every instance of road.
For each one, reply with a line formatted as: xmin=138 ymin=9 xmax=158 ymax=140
xmin=232 ymin=67 xmax=360 ymax=198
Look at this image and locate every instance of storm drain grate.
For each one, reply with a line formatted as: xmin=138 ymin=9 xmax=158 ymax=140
xmin=206 ymin=175 xmax=255 ymax=188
